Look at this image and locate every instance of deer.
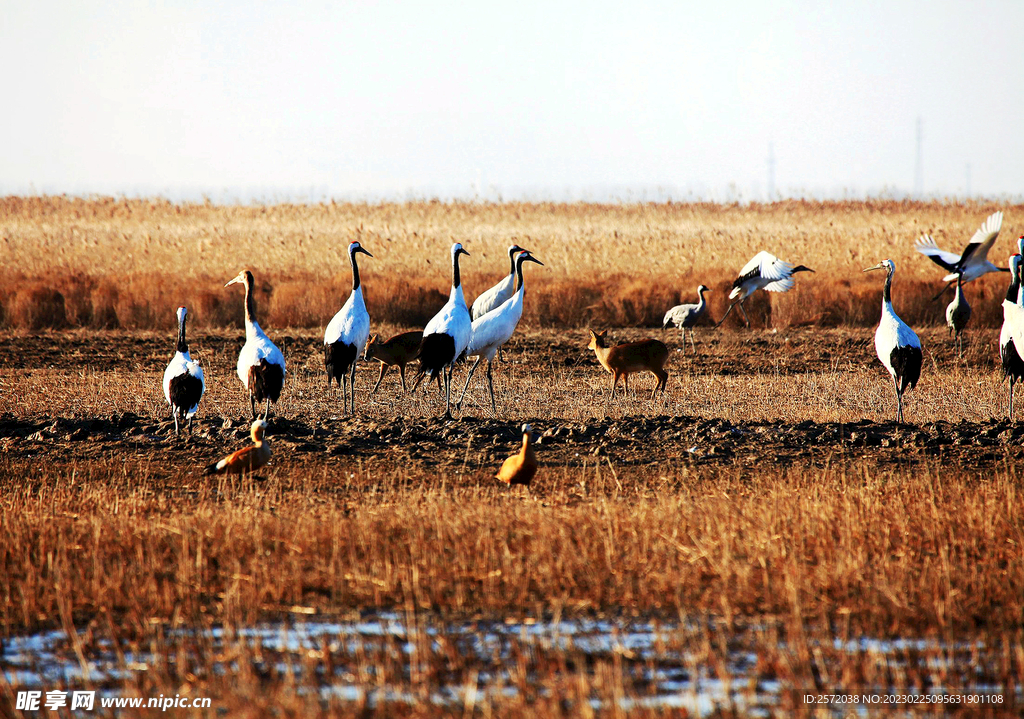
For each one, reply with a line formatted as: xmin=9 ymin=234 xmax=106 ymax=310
xmin=586 ymin=329 xmax=669 ymax=399
xmin=363 ymin=331 xmax=423 ymax=394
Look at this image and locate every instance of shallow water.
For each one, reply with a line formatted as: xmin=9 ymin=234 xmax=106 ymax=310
xmin=1 ymin=613 xmax=1016 ymax=716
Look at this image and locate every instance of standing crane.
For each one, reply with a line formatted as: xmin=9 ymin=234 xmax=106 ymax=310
xmin=419 ymin=242 xmax=472 ymax=418
xmin=914 ymin=211 xmax=1006 ymax=299
xmin=225 ymin=269 xmax=286 ymax=419
xmin=945 ymin=271 xmax=971 ymax=357
xmin=999 ymin=254 xmax=1024 ymax=418
xmin=472 ymin=243 xmax=525 ymax=361
xmin=717 ymin=251 xmax=814 ymax=327
xmin=662 ymin=285 xmax=710 ymax=353
xmin=456 ymin=250 xmax=543 ymax=413
xmin=472 ymin=244 xmax=526 ymax=320
xmin=162 ymin=306 xmax=205 ymax=436
xmin=324 ymin=241 xmax=373 ymax=414
xmin=864 ymin=259 xmax=922 ymax=423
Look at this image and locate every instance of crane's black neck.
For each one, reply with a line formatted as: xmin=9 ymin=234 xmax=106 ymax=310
xmin=882 ymin=267 xmax=893 ymax=306
xmin=351 ymin=249 xmax=361 ymax=291
xmin=514 ymin=254 xmax=528 ymax=292
xmin=1008 ymin=267 xmax=1021 ymax=303
xmin=176 ymin=314 xmax=189 ymax=353
xmin=452 ymin=251 xmax=462 ymax=289
xmin=508 ymin=247 xmax=518 ymax=275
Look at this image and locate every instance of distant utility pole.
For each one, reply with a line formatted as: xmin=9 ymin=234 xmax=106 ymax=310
xmin=914 ymin=117 xmax=924 ymax=198
xmin=767 ymin=143 xmax=776 ymax=200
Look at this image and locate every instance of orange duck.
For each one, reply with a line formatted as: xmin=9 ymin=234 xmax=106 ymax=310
xmin=496 ymin=423 xmax=538 ymax=487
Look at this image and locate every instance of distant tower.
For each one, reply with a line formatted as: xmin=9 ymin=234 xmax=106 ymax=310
xmin=767 ymin=143 xmax=776 ymax=200
xmin=914 ymin=117 xmax=924 ymax=198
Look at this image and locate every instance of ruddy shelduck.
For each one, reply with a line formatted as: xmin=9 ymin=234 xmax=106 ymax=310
xmin=204 ymin=420 xmax=272 ymax=475
xmin=496 ymin=423 xmax=538 ymax=487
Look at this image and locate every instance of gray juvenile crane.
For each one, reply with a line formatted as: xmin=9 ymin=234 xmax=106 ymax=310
xmin=945 ymin=271 xmax=971 ymax=357
xmin=662 ymin=284 xmax=710 ymax=353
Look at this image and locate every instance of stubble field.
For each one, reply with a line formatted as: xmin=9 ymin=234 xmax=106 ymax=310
xmin=2 ymin=198 xmax=1024 ymax=717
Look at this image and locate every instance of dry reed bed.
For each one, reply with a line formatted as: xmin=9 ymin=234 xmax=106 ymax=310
xmin=2 ymin=457 xmax=1022 ymax=637
xmin=2 ymin=197 xmax=1021 ymax=330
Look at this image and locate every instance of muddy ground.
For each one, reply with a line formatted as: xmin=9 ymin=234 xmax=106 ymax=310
xmin=1 ymin=327 xmax=1020 ymax=483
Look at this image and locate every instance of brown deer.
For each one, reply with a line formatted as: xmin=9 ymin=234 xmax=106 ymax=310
xmin=364 ymin=331 xmax=423 ymax=394
xmin=587 ymin=329 xmax=669 ymax=399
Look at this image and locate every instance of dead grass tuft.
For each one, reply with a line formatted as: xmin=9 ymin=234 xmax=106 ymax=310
xmin=8 ymin=282 xmax=67 ymax=329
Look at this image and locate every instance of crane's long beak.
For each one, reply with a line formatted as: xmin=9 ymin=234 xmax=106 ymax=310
xmin=225 ymin=273 xmax=245 ymax=287
xmin=355 ymin=247 xmax=374 ymax=258
xmin=863 ymin=263 xmax=885 ymax=272
xmin=525 ymin=255 xmax=544 ymax=266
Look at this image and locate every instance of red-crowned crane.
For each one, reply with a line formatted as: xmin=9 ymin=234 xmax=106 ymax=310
xmin=662 ymin=284 xmax=710 ymax=353
xmin=419 ymin=242 xmax=472 ymax=418
xmin=472 ymin=243 xmax=525 ymax=361
xmin=717 ymin=251 xmax=814 ymax=327
xmin=456 ymin=250 xmax=543 ymax=413
xmin=324 ymin=241 xmax=373 ymax=413
xmin=225 ymin=270 xmax=286 ymax=419
xmin=864 ymin=259 xmax=922 ymax=423
xmin=472 ymin=244 xmax=525 ymax=320
xmin=999 ymin=254 xmax=1024 ymax=418
xmin=163 ymin=306 xmax=205 ymax=435
xmin=914 ymin=211 xmax=1006 ymax=299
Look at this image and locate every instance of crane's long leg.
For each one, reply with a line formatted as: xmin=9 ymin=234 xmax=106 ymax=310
xmin=349 ymin=363 xmax=357 ymax=414
xmin=399 ymin=365 xmax=407 ymax=393
xmin=894 ymin=376 xmax=903 ymax=423
xmin=188 ymin=415 xmax=194 ymax=435
xmin=264 ymin=397 xmax=271 ymax=420
xmin=173 ymin=410 xmax=180 ymax=436
xmin=715 ymin=302 xmax=738 ymax=328
xmin=1010 ymin=378 xmax=1015 ymax=420
xmin=442 ymin=365 xmax=453 ymax=418
xmin=738 ymin=300 xmax=751 ymax=328
xmin=931 ymin=281 xmax=954 ymax=302
xmin=456 ymin=357 xmax=483 ymax=406
xmin=486 ymin=359 xmax=496 ymax=414
xmin=688 ymin=329 xmax=696 ymax=354
xmin=250 ymin=394 xmax=258 ymax=421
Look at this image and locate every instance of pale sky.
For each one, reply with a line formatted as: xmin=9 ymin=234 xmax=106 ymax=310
xmin=2 ymin=0 xmax=1022 ymax=202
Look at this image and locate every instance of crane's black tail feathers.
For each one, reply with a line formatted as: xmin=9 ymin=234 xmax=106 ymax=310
xmin=418 ymin=334 xmax=456 ymax=378
xmin=324 ymin=341 xmax=358 ymax=385
xmin=890 ymin=346 xmax=923 ymax=393
xmin=248 ymin=359 xmax=285 ymax=403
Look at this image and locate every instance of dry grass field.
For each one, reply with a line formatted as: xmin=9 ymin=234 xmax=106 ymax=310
xmin=3 ymin=196 xmax=1023 ymax=331
xmin=3 ymin=198 xmax=1024 ymax=716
